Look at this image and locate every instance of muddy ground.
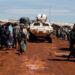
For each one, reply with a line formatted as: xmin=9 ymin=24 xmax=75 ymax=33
xmin=0 ymin=38 xmax=75 ymax=75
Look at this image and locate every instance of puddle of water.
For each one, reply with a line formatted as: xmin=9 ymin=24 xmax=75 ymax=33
xmin=24 ymin=59 xmax=47 ymax=70
xmin=55 ymin=52 xmax=69 ymax=56
xmin=26 ymin=64 xmax=38 ymax=70
xmin=26 ymin=64 xmax=46 ymax=70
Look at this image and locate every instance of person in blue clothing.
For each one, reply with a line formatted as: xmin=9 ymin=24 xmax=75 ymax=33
xmin=17 ymin=24 xmax=27 ymax=55
xmin=7 ymin=23 xmax=14 ymax=48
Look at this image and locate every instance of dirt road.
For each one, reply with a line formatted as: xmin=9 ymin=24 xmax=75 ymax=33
xmin=0 ymin=38 xmax=75 ymax=75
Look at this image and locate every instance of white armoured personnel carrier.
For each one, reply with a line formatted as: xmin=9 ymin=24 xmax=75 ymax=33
xmin=29 ymin=14 xmax=53 ymax=43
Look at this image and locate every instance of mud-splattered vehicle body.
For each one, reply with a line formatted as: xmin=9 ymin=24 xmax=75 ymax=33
xmin=29 ymin=22 xmax=53 ymax=43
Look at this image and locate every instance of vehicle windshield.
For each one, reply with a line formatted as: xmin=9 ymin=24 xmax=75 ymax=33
xmin=34 ymin=23 xmax=40 ymax=26
xmin=43 ymin=23 xmax=49 ymax=26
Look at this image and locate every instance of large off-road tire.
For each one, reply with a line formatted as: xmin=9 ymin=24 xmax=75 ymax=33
xmin=29 ymin=34 xmax=33 ymax=42
xmin=46 ymin=35 xmax=52 ymax=43
xmin=29 ymin=33 xmax=37 ymax=42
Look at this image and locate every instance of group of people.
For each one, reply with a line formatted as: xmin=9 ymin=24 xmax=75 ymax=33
xmin=0 ymin=22 xmax=27 ymax=55
xmin=55 ymin=24 xmax=75 ymax=51
xmin=54 ymin=25 xmax=75 ymax=60
xmin=0 ymin=22 xmax=75 ymax=58
xmin=55 ymin=27 xmax=71 ymax=40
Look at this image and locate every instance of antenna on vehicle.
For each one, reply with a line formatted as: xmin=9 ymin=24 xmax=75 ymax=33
xmin=49 ymin=7 xmax=51 ymax=22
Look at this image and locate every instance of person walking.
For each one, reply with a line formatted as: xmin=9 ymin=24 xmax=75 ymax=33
xmin=67 ymin=29 xmax=71 ymax=41
xmin=7 ymin=23 xmax=14 ymax=49
xmin=68 ymin=24 xmax=75 ymax=60
xmin=17 ymin=24 xmax=27 ymax=55
xmin=13 ymin=24 xmax=20 ymax=49
xmin=0 ymin=25 xmax=7 ymax=49
xmin=56 ymin=28 xmax=61 ymax=39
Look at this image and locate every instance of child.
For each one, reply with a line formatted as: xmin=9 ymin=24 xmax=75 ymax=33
xmin=19 ymin=35 xmax=26 ymax=55
xmin=21 ymin=38 xmax=26 ymax=53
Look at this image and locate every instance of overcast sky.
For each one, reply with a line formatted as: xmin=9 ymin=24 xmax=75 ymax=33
xmin=0 ymin=0 xmax=75 ymax=23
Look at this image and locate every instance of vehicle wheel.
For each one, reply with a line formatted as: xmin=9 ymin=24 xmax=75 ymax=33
xmin=48 ymin=37 xmax=52 ymax=43
xmin=29 ymin=33 xmax=36 ymax=42
xmin=29 ymin=34 xmax=33 ymax=42
xmin=46 ymin=35 xmax=52 ymax=43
